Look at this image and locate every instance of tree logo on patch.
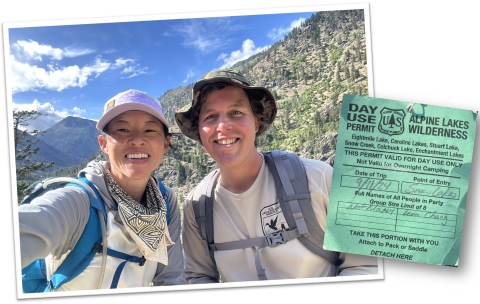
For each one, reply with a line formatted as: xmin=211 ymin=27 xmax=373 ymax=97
xmin=378 ymin=108 xmax=405 ymax=136
xmin=260 ymin=203 xmax=288 ymax=235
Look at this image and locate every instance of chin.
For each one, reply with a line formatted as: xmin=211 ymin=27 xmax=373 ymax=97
xmin=122 ymin=167 xmax=155 ymax=181
xmin=214 ymin=154 xmax=242 ymax=168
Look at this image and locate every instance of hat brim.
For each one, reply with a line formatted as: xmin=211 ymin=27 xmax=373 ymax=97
xmin=97 ymin=103 xmax=170 ymax=131
xmin=175 ymin=77 xmax=276 ymax=142
xmin=192 ymin=76 xmax=275 ymax=104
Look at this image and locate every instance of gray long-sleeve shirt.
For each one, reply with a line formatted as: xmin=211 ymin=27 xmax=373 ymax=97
xmin=18 ymin=160 xmax=185 ymax=290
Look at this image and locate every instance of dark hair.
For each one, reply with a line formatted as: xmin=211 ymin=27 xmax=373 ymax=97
xmin=191 ymin=82 xmax=273 ymax=146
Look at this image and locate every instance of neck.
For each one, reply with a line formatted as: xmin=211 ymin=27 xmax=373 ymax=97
xmin=119 ymin=180 xmax=148 ymax=203
xmin=107 ymin=166 xmax=149 ymax=203
xmin=218 ymin=151 xmax=263 ymax=194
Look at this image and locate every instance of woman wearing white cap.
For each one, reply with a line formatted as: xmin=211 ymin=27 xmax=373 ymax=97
xmin=18 ymin=89 xmax=185 ymax=292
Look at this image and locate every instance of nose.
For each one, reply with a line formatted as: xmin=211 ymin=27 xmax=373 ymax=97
xmin=216 ymin=114 xmax=232 ymax=132
xmin=127 ymin=130 xmax=146 ymax=145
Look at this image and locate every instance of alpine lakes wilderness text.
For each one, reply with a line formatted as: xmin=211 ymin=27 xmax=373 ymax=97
xmin=343 ymin=102 xmax=467 ymax=173
xmin=345 ymin=103 xmax=470 ymax=140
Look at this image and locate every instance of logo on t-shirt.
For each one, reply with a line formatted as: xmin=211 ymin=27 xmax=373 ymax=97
xmin=260 ymin=202 xmax=289 ymax=235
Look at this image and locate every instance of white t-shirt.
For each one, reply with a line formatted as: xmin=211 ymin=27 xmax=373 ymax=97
xmin=182 ymin=154 xmax=378 ymax=283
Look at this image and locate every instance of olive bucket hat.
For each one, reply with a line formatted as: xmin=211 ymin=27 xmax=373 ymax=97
xmin=175 ymin=69 xmax=277 ymax=142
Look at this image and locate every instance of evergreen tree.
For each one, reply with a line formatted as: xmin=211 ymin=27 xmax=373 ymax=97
xmin=350 ymin=61 xmax=356 ymax=82
xmin=354 ymin=68 xmax=361 ymax=80
xmin=13 ymin=110 xmax=54 ymax=203
xmin=335 ymin=62 xmax=341 ymax=82
xmin=283 ymin=107 xmax=290 ymax=130
xmin=345 ymin=66 xmax=350 ymax=80
xmin=177 ymin=162 xmax=187 ymax=186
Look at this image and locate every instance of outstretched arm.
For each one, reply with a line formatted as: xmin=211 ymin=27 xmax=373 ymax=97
xmin=18 ymin=187 xmax=90 ymax=268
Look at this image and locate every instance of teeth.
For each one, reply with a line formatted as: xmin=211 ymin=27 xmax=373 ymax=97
xmin=127 ymin=153 xmax=149 ymax=159
xmin=217 ymin=139 xmax=236 ymax=145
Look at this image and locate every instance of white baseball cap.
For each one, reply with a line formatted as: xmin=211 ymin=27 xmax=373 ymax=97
xmin=96 ymin=89 xmax=170 ymax=131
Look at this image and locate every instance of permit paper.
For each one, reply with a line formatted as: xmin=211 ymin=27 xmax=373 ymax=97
xmin=323 ymin=94 xmax=477 ymax=266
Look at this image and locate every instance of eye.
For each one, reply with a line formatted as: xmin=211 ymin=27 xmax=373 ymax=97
xmin=204 ymin=114 xmax=217 ymax=121
xmin=114 ymin=128 xmax=129 ymax=133
xmin=145 ymin=129 xmax=161 ymax=134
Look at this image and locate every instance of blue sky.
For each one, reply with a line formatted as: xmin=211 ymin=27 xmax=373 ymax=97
xmin=6 ymin=11 xmax=315 ymax=131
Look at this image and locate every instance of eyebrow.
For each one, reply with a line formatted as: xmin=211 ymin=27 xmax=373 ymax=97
xmin=144 ymin=120 xmax=162 ymax=125
xmin=111 ymin=119 xmax=161 ymax=126
xmin=201 ymin=100 xmax=248 ymax=115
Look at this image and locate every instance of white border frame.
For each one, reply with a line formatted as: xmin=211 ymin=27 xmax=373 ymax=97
xmin=3 ymin=3 xmax=383 ymax=300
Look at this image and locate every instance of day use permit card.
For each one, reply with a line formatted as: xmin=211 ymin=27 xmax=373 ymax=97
xmin=323 ymin=94 xmax=477 ymax=266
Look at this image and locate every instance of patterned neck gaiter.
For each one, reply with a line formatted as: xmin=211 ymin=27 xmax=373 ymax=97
xmin=105 ymin=166 xmax=173 ymax=265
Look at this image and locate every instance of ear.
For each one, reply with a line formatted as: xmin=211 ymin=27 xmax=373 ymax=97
xmin=254 ymin=117 xmax=260 ymax=133
xmin=98 ymin=135 xmax=108 ymax=154
xmin=163 ymin=135 xmax=171 ymax=152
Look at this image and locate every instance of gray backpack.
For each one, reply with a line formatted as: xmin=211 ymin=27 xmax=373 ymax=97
xmin=192 ymin=150 xmax=341 ymax=280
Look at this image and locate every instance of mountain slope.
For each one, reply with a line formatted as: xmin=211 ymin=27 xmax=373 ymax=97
xmin=16 ymin=132 xmax=84 ymax=169
xmin=155 ymin=9 xmax=369 ymax=199
xmin=39 ymin=116 xmax=101 ymax=161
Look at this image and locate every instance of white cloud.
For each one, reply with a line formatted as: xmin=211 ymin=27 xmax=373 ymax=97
xmin=183 ymin=70 xmax=194 ymax=83
xmin=121 ymin=65 xmax=136 ymax=74
xmin=267 ymin=18 xmax=306 ymax=41
xmin=71 ymin=107 xmax=86 ymax=116
xmin=112 ymin=58 xmax=135 ymax=69
xmin=217 ymin=39 xmax=269 ymax=69
xmin=12 ymin=100 xmax=87 ymax=132
xmin=177 ymin=25 xmax=224 ymax=53
xmin=122 ymin=66 xmax=149 ymax=79
xmin=12 ymin=40 xmax=94 ymax=61
xmin=112 ymin=58 xmax=148 ymax=79
xmin=9 ymin=55 xmax=111 ymax=93
xmin=63 ymin=46 xmax=95 ymax=58
xmin=172 ymin=18 xmax=238 ymax=53
xmin=72 ymin=94 xmax=85 ymax=101
xmin=9 ymin=40 xmax=148 ymax=92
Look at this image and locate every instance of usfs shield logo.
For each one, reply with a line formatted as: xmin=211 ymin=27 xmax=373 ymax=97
xmin=260 ymin=203 xmax=288 ymax=235
xmin=378 ymin=108 xmax=405 ymax=136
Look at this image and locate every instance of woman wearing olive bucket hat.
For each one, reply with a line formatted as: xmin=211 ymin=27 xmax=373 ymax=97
xmin=175 ymin=69 xmax=378 ymax=283
xmin=18 ymin=89 xmax=185 ymax=291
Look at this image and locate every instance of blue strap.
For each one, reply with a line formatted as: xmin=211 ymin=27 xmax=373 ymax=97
xmin=21 ymin=259 xmax=48 ymax=293
xmin=106 ymin=248 xmax=146 ymax=288
xmin=156 ymin=180 xmax=171 ymax=224
xmin=78 ymin=177 xmax=107 ymax=222
xmin=107 ymin=179 xmax=169 ymax=289
xmin=45 ymin=177 xmax=167 ymax=290
xmin=47 ymin=180 xmax=105 ymax=290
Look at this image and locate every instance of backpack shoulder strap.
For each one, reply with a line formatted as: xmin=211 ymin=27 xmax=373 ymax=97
xmin=190 ymin=152 xmax=340 ymax=280
xmin=191 ymin=169 xmax=220 ymax=263
xmin=20 ymin=177 xmax=106 ymax=293
xmin=263 ymin=150 xmax=341 ymax=269
xmin=54 ymin=177 xmax=147 ymax=290
xmin=77 ymin=177 xmax=106 ymax=220
xmin=46 ymin=177 xmax=107 ymax=291
xmin=22 ymin=177 xmax=150 ymax=292
xmin=156 ymin=180 xmax=171 ymax=224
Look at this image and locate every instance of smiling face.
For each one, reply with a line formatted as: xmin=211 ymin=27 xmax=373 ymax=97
xmin=98 ymin=110 xmax=170 ymax=188
xmin=198 ymin=85 xmax=260 ymax=170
